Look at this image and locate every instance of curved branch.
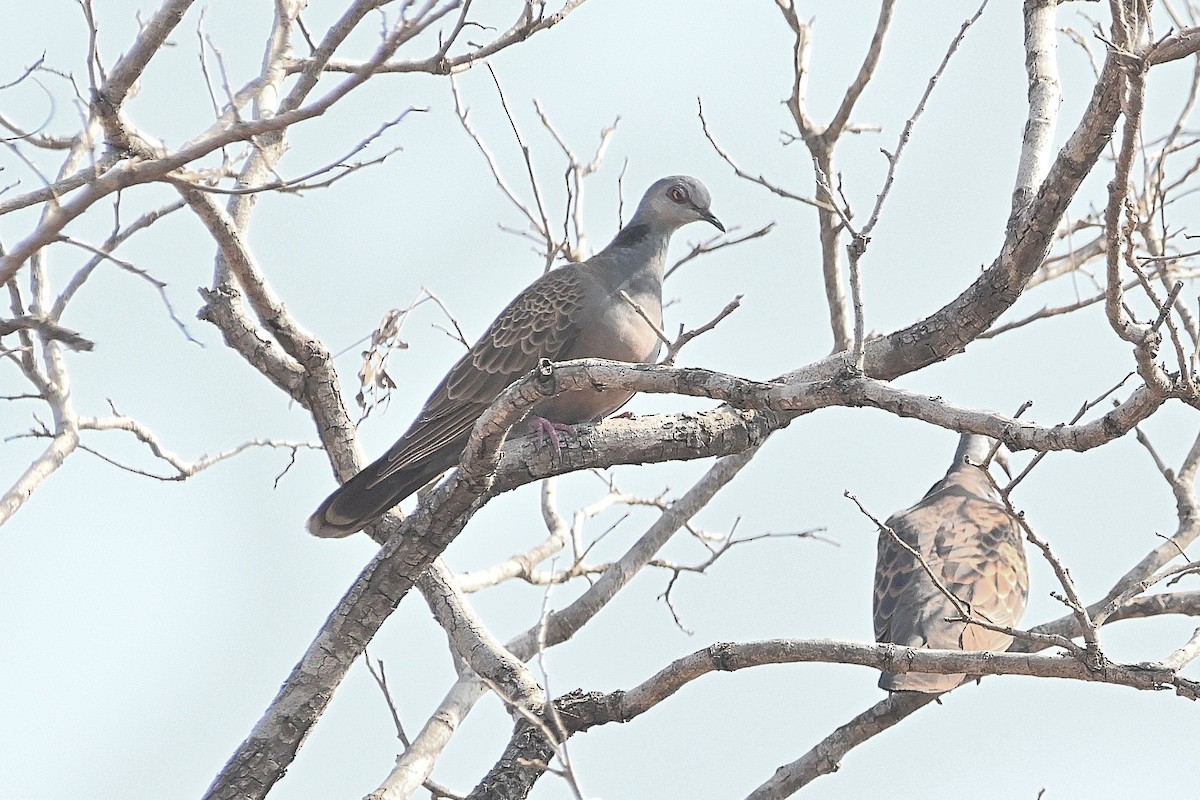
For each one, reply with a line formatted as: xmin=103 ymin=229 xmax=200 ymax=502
xmin=786 ymin=41 xmax=1129 ymax=384
xmin=371 ymin=449 xmax=758 ymax=797
xmin=743 ymin=693 xmax=935 ymax=800
xmin=418 ymin=561 xmax=546 ymax=715
xmin=0 ymin=2 xmax=454 ymax=281
xmin=0 ymin=428 xmax=78 ymax=526
xmin=1011 ymin=0 xmax=1062 ymax=212
xmin=224 ymin=344 xmax=1180 ymax=798
xmin=471 ymin=628 xmax=1200 ymax=800
xmin=1149 ymin=26 xmax=1200 ymax=65
xmin=201 ymin=370 xmax=775 ymax=799
xmin=304 ymin=0 xmax=590 ymax=76
xmin=826 ymin=0 xmax=896 ymax=141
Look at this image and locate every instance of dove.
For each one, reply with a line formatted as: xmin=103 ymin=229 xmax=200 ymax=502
xmin=308 ymin=176 xmax=723 ymax=538
xmin=873 ymin=433 xmax=1030 ymax=692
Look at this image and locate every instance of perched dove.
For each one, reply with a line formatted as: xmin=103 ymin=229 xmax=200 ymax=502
xmin=308 ymin=176 xmax=724 ymax=538
xmin=873 ymin=433 xmax=1029 ymax=693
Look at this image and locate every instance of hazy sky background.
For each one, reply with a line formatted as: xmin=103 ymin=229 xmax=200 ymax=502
xmin=3 ymin=2 xmax=1198 ymax=799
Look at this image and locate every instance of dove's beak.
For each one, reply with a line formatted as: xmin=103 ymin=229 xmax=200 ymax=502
xmin=699 ymin=208 xmax=725 ymax=233
xmin=993 ymin=446 xmax=1012 ymax=480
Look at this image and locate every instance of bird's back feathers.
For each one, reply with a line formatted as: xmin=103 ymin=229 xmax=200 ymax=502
xmin=873 ymin=434 xmax=1029 ymax=693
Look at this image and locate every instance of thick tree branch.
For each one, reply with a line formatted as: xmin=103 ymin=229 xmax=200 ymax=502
xmin=202 ymin=363 xmax=776 ymax=799
xmin=0 ymin=316 xmax=93 ymax=351
xmin=473 ymin=632 xmax=1200 ymax=800
xmin=744 ymin=692 xmax=936 ymax=800
xmin=784 ymin=41 xmax=1131 ymax=383
xmin=418 ymin=561 xmax=546 ymax=716
xmin=372 ymin=448 xmax=758 ymax=797
xmin=1012 ymin=0 xmax=1062 ymax=212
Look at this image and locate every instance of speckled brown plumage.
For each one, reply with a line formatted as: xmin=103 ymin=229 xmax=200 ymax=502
xmin=873 ymin=434 xmax=1029 ymax=693
xmin=307 ymin=176 xmax=723 ymax=538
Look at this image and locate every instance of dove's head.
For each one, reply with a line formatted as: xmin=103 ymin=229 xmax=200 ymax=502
xmin=948 ymin=433 xmax=1011 ymax=496
xmin=635 ymin=176 xmax=724 ymax=234
xmin=955 ymin=433 xmax=1009 ymax=475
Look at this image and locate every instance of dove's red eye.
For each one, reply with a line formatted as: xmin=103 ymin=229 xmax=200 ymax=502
xmin=668 ymin=186 xmax=688 ymax=203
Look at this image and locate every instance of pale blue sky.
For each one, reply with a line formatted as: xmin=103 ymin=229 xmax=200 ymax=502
xmin=2 ymin=2 xmax=1198 ymax=799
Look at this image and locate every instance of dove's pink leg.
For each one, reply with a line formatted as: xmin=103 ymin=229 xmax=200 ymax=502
xmin=529 ymin=416 xmax=577 ymax=453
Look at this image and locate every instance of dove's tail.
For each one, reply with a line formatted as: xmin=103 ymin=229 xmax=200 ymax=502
xmin=878 ymin=669 xmax=966 ymax=694
xmin=306 ymin=444 xmax=461 ymax=538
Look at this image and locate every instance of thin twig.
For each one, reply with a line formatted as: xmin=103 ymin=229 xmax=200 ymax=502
xmin=665 ymin=222 xmax=775 ymax=280
xmin=661 ymin=295 xmax=743 ymax=366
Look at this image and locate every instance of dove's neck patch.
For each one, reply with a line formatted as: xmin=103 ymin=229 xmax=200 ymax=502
xmin=609 ymin=223 xmax=650 ymax=249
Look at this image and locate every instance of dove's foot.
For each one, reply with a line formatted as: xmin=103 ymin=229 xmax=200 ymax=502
xmin=530 ymin=416 xmax=577 ymax=454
